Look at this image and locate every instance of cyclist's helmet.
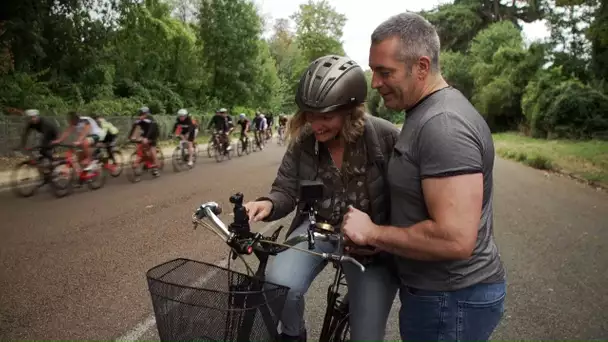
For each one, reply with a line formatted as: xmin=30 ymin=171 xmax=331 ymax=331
xmin=139 ymin=107 xmax=150 ymax=115
xmin=218 ymin=108 xmax=227 ymax=113
xmin=260 ymin=114 xmax=265 ymax=118
xmin=239 ymin=113 xmax=246 ymax=119
xmin=295 ymin=55 xmax=367 ymax=113
xmin=177 ymin=108 xmax=188 ymax=117
xmin=25 ymin=109 xmax=40 ymax=117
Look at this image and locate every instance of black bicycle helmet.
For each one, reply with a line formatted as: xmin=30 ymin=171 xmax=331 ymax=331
xmin=295 ymin=55 xmax=367 ymax=113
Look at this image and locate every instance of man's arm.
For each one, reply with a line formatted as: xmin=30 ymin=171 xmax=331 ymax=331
xmin=75 ymin=123 xmax=90 ymax=143
xmin=369 ymin=112 xmax=484 ymax=261
xmin=55 ymin=125 xmax=74 ymax=143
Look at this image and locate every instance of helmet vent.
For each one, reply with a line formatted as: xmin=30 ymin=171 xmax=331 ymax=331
xmin=323 ymin=62 xmax=333 ymax=68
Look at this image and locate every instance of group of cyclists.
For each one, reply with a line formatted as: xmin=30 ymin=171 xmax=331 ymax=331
xmin=16 ymin=106 xmax=289 ymax=184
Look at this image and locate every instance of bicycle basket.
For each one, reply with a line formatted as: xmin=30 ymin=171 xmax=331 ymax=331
xmin=146 ymin=258 xmax=289 ymax=342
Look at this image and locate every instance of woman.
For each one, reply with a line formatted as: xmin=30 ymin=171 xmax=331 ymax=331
xmin=244 ymin=55 xmax=400 ymax=342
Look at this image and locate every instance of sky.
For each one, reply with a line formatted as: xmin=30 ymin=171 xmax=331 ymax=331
xmin=254 ymin=0 xmax=551 ymax=70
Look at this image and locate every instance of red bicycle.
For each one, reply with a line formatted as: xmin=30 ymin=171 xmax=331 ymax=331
xmin=126 ymin=140 xmax=165 ymax=183
xmin=56 ymin=143 xmax=107 ymax=191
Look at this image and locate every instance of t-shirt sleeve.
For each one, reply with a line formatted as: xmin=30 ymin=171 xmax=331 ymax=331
xmin=417 ymin=112 xmax=483 ymax=178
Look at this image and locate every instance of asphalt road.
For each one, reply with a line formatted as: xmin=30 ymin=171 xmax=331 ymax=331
xmin=0 ymin=143 xmax=606 ymax=341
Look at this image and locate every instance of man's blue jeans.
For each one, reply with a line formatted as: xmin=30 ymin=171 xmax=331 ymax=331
xmin=399 ymin=281 xmax=506 ymax=341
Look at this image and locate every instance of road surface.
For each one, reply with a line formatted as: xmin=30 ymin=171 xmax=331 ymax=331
xmin=0 ymin=144 xmax=606 ymax=340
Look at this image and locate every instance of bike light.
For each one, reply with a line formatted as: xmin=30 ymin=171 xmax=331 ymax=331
xmin=247 ymin=246 xmax=253 ymax=254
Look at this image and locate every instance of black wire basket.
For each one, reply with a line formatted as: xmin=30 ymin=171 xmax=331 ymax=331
xmin=146 ymin=258 xmax=289 ymax=342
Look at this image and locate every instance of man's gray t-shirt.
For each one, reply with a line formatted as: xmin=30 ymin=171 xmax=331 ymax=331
xmin=388 ymin=87 xmax=505 ymax=291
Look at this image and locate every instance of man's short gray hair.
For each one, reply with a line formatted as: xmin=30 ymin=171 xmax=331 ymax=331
xmin=371 ymin=12 xmax=441 ymax=73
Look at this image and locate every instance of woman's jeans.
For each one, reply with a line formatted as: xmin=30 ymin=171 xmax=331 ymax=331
xmin=399 ymin=281 xmax=506 ymax=341
xmin=265 ymin=221 xmax=398 ymax=340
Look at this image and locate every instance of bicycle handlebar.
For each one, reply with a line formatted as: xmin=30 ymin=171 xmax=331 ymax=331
xmin=192 ymin=201 xmax=366 ymax=273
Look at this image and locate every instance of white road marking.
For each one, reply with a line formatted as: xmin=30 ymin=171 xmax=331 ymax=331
xmin=114 ymin=218 xmax=286 ymax=341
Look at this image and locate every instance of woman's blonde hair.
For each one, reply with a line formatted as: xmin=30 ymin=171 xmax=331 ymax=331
xmin=286 ymin=104 xmax=366 ymax=149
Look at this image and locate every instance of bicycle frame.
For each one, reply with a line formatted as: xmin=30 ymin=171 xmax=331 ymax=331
xmin=135 ymin=142 xmax=156 ymax=169
xmin=191 ymin=195 xmax=362 ymax=342
xmin=64 ymin=146 xmax=100 ymax=181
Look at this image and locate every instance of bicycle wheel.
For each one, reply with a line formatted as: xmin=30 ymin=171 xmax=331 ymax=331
xmin=237 ymin=140 xmax=244 ymax=157
xmin=85 ymin=163 xmax=106 ymax=190
xmin=10 ymin=161 xmax=43 ymax=197
xmin=156 ymin=148 xmax=165 ymax=171
xmin=329 ymin=310 xmax=350 ymax=342
xmin=214 ymin=143 xmax=225 ymax=162
xmin=147 ymin=258 xmax=289 ymax=342
xmin=126 ymin=152 xmax=143 ymax=183
xmin=49 ymin=159 xmax=74 ymax=198
xmin=172 ymin=146 xmax=185 ymax=172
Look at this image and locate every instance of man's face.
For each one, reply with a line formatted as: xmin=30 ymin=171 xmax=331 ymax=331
xmin=369 ymin=36 xmax=426 ymax=111
xmin=179 ymin=116 xmax=186 ymax=122
xmin=30 ymin=116 xmax=40 ymax=124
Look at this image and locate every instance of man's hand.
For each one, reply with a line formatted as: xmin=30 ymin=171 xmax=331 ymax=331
xmin=341 ymin=205 xmax=380 ymax=246
xmin=73 ymin=140 xmax=82 ymax=146
xmin=142 ymin=138 xmax=149 ymax=145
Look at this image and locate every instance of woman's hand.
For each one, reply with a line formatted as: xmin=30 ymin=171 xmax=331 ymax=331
xmin=244 ymin=200 xmax=273 ymax=222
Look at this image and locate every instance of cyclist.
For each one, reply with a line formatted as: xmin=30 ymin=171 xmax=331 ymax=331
xmin=244 ymin=55 xmax=400 ymax=341
xmin=93 ymin=113 xmax=119 ymax=164
xmin=277 ymin=114 xmax=288 ymax=140
xmin=18 ymin=109 xmax=59 ymax=161
xmin=52 ymin=111 xmax=105 ymax=172
xmin=172 ymin=108 xmax=196 ymax=166
xmin=236 ymin=113 xmax=250 ymax=147
xmin=251 ymin=112 xmax=265 ymax=148
xmin=128 ymin=107 xmax=160 ymax=176
xmin=207 ymin=108 xmax=232 ymax=153
xmin=265 ymin=112 xmax=274 ymax=139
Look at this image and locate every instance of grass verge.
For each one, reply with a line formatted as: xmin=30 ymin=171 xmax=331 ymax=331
xmin=493 ymin=132 xmax=608 ymax=188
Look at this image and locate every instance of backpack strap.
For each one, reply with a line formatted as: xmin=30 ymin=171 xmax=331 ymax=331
xmin=363 ymin=118 xmax=391 ymax=220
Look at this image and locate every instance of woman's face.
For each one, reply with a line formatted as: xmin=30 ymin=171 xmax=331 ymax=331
xmin=304 ymin=109 xmax=347 ymax=142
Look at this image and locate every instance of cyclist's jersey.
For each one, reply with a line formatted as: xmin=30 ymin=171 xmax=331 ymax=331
xmin=22 ymin=117 xmax=59 ymax=146
xmin=279 ymin=117 xmax=288 ymax=127
xmin=77 ymin=116 xmax=104 ymax=139
xmin=226 ymin=116 xmax=234 ymax=130
xmin=260 ymin=117 xmax=268 ymax=131
xmin=266 ymin=115 xmax=274 ymax=126
xmin=173 ymin=116 xmax=195 ymax=135
xmin=237 ymin=119 xmax=249 ymax=134
xmin=99 ymin=118 xmax=119 ymax=136
xmin=207 ymin=114 xmax=229 ymax=132
xmin=129 ymin=115 xmax=158 ymax=139
xmin=252 ymin=116 xmax=263 ymax=130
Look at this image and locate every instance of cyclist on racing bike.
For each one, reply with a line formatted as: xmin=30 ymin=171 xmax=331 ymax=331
xmin=277 ymin=114 xmax=288 ymax=141
xmin=207 ymin=108 xmax=232 ymax=153
xmin=128 ymin=107 xmax=160 ymax=176
xmin=18 ymin=109 xmax=59 ymax=161
xmin=266 ymin=113 xmax=274 ymax=139
xmin=172 ymin=108 xmax=196 ymax=166
xmin=53 ymin=111 xmax=105 ymax=172
xmin=236 ymin=113 xmax=250 ymax=146
xmin=93 ymin=113 xmax=119 ymax=164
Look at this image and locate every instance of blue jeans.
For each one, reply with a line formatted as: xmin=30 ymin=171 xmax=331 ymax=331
xmin=399 ymin=281 xmax=506 ymax=341
xmin=265 ymin=221 xmax=398 ymax=340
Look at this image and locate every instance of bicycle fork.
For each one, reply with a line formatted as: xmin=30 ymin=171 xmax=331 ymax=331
xmin=319 ymin=266 xmax=348 ymax=341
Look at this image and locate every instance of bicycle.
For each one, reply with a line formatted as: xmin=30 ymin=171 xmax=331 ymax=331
xmin=126 ymin=140 xmax=164 ymax=183
xmin=252 ymin=129 xmax=265 ymax=152
xmin=10 ymin=145 xmax=70 ymax=198
xmin=93 ymin=141 xmax=123 ymax=178
xmin=236 ymin=133 xmax=252 ymax=157
xmin=212 ymin=130 xmax=232 ymax=163
xmin=146 ymin=185 xmax=361 ymax=342
xmin=172 ymin=136 xmax=198 ymax=172
xmin=56 ymin=143 xmax=107 ymax=191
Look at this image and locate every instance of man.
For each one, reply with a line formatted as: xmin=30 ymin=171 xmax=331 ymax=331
xmin=265 ymin=112 xmax=274 ymax=139
xmin=53 ymin=111 xmax=105 ymax=172
xmin=172 ymin=108 xmax=196 ymax=166
xmin=19 ymin=109 xmax=59 ymax=161
xmin=236 ymin=113 xmax=250 ymax=146
xmin=128 ymin=107 xmax=160 ymax=176
xmin=93 ymin=113 xmax=119 ymax=165
xmin=207 ymin=108 xmax=232 ymax=152
xmin=342 ymin=12 xmax=506 ymax=342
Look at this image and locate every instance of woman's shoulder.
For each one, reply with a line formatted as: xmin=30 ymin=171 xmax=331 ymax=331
xmin=363 ymin=113 xmax=400 ymax=137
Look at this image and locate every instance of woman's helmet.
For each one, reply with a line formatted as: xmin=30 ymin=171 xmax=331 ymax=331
xmin=295 ymin=55 xmax=367 ymax=113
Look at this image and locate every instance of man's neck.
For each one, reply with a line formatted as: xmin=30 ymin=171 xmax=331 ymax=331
xmin=410 ymin=74 xmax=449 ymax=109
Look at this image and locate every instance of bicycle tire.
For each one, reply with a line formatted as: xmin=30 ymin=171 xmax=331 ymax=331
xmin=10 ymin=161 xmax=42 ymax=197
xmin=237 ymin=140 xmax=244 ymax=157
xmin=214 ymin=144 xmax=224 ymax=163
xmin=86 ymin=164 xmax=106 ymax=190
xmin=126 ymin=151 xmax=143 ymax=183
xmin=156 ymin=148 xmax=165 ymax=171
xmin=172 ymin=146 xmax=185 ymax=172
xmin=329 ymin=311 xmax=350 ymax=342
xmin=49 ymin=159 xmax=74 ymax=198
